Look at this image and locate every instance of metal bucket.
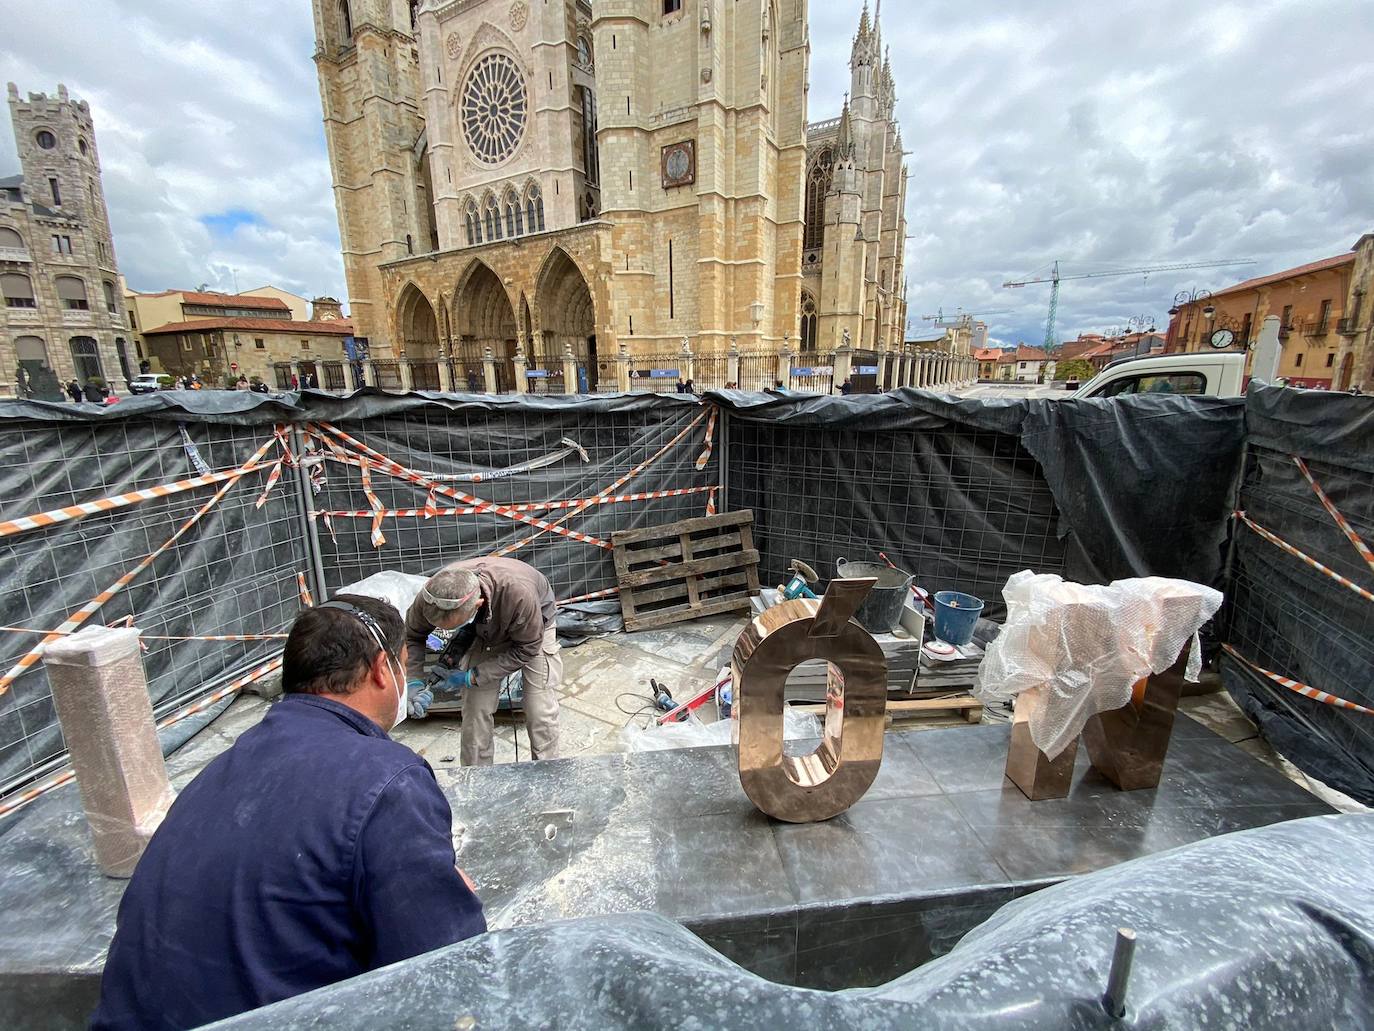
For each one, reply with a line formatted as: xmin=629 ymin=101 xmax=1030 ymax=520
xmin=835 ymin=558 xmax=914 ymax=634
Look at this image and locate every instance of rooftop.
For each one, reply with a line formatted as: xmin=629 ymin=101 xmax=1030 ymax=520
xmin=1204 ymin=252 xmax=1357 ymax=301
xmin=142 ymin=316 xmax=354 ymax=336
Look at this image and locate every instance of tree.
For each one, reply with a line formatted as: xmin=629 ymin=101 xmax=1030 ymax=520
xmin=1056 ymin=358 xmax=1095 ymax=383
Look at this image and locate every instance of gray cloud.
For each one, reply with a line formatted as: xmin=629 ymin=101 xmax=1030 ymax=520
xmin=2 ymin=0 xmax=1370 ymax=343
xmin=0 ymin=0 xmax=341 ymax=300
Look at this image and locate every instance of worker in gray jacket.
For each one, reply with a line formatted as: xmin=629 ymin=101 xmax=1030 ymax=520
xmin=404 ymin=557 xmax=561 ymax=766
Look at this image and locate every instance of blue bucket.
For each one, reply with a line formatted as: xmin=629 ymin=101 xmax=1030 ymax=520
xmin=933 ymin=591 xmax=984 ymax=646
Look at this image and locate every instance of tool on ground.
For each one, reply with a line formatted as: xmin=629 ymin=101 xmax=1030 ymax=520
xmin=654 ymin=678 xmax=721 ymax=726
xmin=780 ymin=559 xmax=820 ymax=601
xmin=650 ymin=678 xmax=679 ymax=717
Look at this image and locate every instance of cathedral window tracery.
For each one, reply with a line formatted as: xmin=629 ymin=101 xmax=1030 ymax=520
xmin=461 ymin=53 xmax=529 ymax=165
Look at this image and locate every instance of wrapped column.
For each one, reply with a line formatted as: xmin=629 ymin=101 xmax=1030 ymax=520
xmin=44 ymin=626 xmax=174 ymax=878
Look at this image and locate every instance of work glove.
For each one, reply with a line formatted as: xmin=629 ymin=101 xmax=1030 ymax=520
xmin=407 ymin=678 xmax=433 ymax=720
xmin=444 ymin=668 xmax=475 ymax=691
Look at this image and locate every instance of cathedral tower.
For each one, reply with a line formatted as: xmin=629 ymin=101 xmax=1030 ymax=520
xmin=312 ymin=0 xmax=434 ymax=348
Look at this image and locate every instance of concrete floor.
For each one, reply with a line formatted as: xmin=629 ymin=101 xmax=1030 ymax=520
xmin=203 ymin=611 xmax=1364 ymax=814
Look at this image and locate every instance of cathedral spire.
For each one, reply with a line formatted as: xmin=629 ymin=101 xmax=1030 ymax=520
xmin=837 ymin=95 xmax=856 ymax=160
xmin=852 ymin=1 xmax=879 ymax=69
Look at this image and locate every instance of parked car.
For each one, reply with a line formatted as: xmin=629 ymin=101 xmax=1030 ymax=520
xmin=128 ymin=373 xmax=174 ymax=394
xmin=1071 ymin=352 xmax=1246 ymax=399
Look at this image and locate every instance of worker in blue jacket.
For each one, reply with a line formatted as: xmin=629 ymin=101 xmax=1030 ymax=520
xmin=91 ymin=595 xmax=485 ymax=1030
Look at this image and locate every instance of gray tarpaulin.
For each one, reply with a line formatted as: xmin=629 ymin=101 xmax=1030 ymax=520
xmin=211 ymin=812 xmax=1374 ymax=1030
xmin=1223 ymin=385 xmax=1374 ymax=804
xmin=0 ymin=391 xmax=711 ymax=789
xmin=708 ymin=388 xmax=1246 ymax=613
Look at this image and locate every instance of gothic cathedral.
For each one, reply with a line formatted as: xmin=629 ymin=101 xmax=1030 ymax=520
xmin=312 ymin=0 xmax=906 ymax=388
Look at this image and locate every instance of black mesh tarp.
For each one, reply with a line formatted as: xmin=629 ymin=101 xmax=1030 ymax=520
xmin=1223 ymin=385 xmax=1374 ymax=803
xmin=0 ymin=391 xmax=714 ymax=790
xmin=710 ymin=388 xmax=1246 ymax=614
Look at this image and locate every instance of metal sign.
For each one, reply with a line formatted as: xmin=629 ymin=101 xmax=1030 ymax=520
xmin=791 ymin=366 xmax=833 ymax=377
xmin=855 ymin=365 xmax=878 ymax=375
xmin=647 ymin=369 xmax=680 ymax=379
xmin=526 ymin=370 xmax=551 ymax=379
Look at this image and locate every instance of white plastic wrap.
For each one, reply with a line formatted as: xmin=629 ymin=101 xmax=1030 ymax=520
xmin=975 ymin=571 xmax=1223 ymax=758
xmin=336 ymin=570 xmax=430 ymax=620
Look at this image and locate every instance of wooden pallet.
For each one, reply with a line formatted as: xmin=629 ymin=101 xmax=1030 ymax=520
xmin=612 ymin=510 xmax=760 ymax=631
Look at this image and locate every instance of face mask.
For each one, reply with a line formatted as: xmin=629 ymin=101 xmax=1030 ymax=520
xmin=388 ymin=656 xmax=406 ymax=731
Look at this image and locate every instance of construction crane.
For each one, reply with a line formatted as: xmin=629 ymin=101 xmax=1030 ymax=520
xmin=1003 ymin=259 xmax=1257 ymax=351
xmin=921 ymin=307 xmax=1013 ymax=327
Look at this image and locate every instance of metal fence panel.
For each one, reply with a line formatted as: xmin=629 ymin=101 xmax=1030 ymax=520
xmin=725 ymin=413 xmax=1065 ymax=616
xmin=0 ymin=418 xmax=310 ymax=789
xmin=308 ymin=403 xmax=719 ymax=603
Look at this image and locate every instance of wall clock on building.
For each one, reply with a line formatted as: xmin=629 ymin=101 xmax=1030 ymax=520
xmin=661 ymin=140 xmax=696 ymax=189
xmin=1209 ymin=328 xmax=1235 ymax=349
xmin=461 ymin=53 xmax=529 ymax=165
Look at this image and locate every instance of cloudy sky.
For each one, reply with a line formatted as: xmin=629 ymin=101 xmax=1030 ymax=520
xmin=3 ymin=0 xmax=1371 ymax=347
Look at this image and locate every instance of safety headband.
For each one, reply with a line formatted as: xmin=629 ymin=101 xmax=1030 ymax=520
xmin=420 ymin=584 xmax=480 ymax=612
xmin=320 ymin=600 xmax=395 ymax=659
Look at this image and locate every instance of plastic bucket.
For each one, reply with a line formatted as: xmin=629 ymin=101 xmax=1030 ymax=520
xmin=933 ymin=591 xmax=984 ymax=646
xmin=835 ymin=558 xmax=914 ymax=634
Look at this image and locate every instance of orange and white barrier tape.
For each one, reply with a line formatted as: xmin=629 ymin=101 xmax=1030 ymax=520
xmin=1222 ymin=644 xmax=1374 ymax=717
xmin=0 ymin=432 xmax=284 ymax=696
xmin=0 ymin=430 xmax=287 ymax=539
xmin=0 ymin=625 xmax=286 ymax=642
xmin=254 ymin=458 xmax=288 ymax=510
xmin=556 ymin=586 xmax=622 ymax=606
xmin=314 ymin=485 xmax=717 ymax=520
xmin=357 ymin=458 xmax=387 ymax=548
xmin=0 ymin=656 xmax=283 ymax=821
xmin=706 ymin=486 xmax=718 ymax=516
xmin=1237 ymin=510 xmax=1374 ymax=605
xmin=1294 ymin=456 xmax=1374 ymax=578
xmin=297 ymin=572 xmax=315 ymax=608
xmin=316 ymin=423 xmax=612 ymax=551
xmin=491 ymin=411 xmax=708 ymax=558
xmin=695 ymin=405 xmax=718 ymax=471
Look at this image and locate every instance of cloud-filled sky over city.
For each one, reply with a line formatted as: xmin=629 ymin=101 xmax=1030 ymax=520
xmin=2 ymin=0 xmax=1371 ymax=346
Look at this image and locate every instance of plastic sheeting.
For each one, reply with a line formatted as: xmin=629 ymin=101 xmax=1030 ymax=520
xmin=1223 ymin=385 xmax=1374 ymax=804
xmin=975 ymin=572 xmax=1223 ymax=758
xmin=211 ymin=812 xmax=1374 ymax=1030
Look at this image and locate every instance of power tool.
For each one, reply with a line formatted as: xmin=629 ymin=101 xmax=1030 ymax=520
xmin=780 ymin=559 xmax=820 ymax=601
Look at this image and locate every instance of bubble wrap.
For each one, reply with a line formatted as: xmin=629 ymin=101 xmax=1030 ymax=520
xmin=975 ymin=571 xmax=1223 ymax=758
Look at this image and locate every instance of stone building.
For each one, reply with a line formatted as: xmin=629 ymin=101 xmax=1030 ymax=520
xmin=312 ymin=0 xmax=910 ymax=389
xmin=1167 ymin=235 xmax=1372 ymax=390
xmin=1 ymin=83 xmax=133 ymax=399
xmin=127 ymin=288 xmax=354 ymax=385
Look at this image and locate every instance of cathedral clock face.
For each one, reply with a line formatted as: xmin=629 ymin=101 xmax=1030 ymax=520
xmin=461 ymin=53 xmax=529 ymax=165
xmin=661 ymin=140 xmax=696 ymax=188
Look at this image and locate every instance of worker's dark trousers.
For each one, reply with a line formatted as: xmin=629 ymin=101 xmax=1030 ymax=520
xmin=459 ymin=627 xmax=562 ymax=766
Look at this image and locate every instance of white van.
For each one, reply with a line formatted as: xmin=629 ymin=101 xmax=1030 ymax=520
xmin=1070 ymin=352 xmax=1246 ymax=399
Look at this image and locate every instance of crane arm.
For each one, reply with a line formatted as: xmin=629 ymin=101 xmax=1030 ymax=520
xmin=1002 ymin=259 xmax=1255 ymax=288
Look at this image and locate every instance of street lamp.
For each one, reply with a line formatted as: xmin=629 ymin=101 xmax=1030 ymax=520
xmin=1170 ymin=289 xmax=1212 ymax=350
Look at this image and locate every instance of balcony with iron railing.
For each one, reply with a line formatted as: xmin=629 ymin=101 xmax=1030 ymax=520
xmin=1337 ymin=316 xmax=1361 ymax=335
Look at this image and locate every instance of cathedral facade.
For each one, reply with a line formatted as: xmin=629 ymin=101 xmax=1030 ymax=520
xmin=312 ymin=0 xmax=906 ymax=388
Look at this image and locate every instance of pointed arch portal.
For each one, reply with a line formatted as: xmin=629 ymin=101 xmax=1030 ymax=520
xmin=397 ymin=283 xmax=441 ymax=389
xmin=454 ymin=261 xmax=518 ymax=392
xmin=535 ymin=248 xmax=598 ymax=392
